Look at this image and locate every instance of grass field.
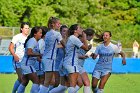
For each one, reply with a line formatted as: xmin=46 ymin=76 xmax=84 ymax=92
xmin=0 ymin=74 xmax=140 ymax=93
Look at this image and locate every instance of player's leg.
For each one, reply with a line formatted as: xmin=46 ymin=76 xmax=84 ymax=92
xmin=81 ymin=72 xmax=91 ymax=93
xmin=97 ymin=72 xmax=111 ymax=93
xmin=92 ymin=70 xmax=100 ymax=93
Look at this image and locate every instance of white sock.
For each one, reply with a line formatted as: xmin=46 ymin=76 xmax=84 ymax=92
xmin=17 ymin=84 xmax=25 ymax=93
xmin=30 ymin=84 xmax=39 ymax=93
xmin=84 ymin=86 xmax=91 ymax=93
xmin=75 ymin=85 xmax=80 ymax=93
xmin=38 ymin=85 xmax=49 ymax=93
xmin=97 ymin=89 xmax=104 ymax=93
xmin=68 ymin=87 xmax=77 ymax=93
xmin=49 ymin=85 xmax=67 ymax=93
xmin=94 ymin=87 xmax=98 ymax=93
xmin=12 ymin=80 xmax=20 ymax=93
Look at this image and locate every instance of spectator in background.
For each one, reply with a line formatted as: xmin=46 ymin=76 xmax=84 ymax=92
xmin=133 ymin=40 xmax=139 ymax=58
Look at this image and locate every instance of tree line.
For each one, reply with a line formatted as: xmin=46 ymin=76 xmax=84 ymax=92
xmin=0 ymin=0 xmax=140 ymax=48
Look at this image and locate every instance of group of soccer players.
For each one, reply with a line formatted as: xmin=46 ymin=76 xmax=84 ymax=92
xmin=9 ymin=17 xmax=126 ymax=93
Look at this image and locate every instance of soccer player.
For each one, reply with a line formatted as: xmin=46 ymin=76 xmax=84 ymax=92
xmin=77 ymin=28 xmax=95 ymax=93
xmin=49 ymin=25 xmax=69 ymax=93
xmin=17 ymin=26 xmax=42 ymax=93
xmin=9 ymin=22 xmax=29 ymax=93
xmin=63 ymin=24 xmax=89 ymax=93
xmin=39 ymin=17 xmax=64 ymax=93
xmin=33 ymin=26 xmax=48 ymax=85
xmin=91 ymin=31 xmax=126 ymax=93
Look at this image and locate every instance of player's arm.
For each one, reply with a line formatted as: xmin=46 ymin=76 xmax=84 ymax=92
xmin=9 ymin=43 xmax=19 ymax=62
xmin=119 ymin=51 xmax=126 ymax=65
xmin=27 ymin=48 xmax=41 ymax=57
xmin=80 ymin=32 xmax=89 ymax=51
xmin=78 ymin=55 xmax=88 ymax=59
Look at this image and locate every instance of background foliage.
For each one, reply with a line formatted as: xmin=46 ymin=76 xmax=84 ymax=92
xmin=0 ymin=0 xmax=140 ymax=47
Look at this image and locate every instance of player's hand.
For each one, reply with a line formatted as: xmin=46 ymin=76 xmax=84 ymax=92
xmin=84 ymin=55 xmax=89 ymax=59
xmin=88 ymin=44 xmax=92 ymax=50
xmin=14 ymin=55 xmax=19 ymax=62
xmin=122 ymin=58 xmax=126 ymax=65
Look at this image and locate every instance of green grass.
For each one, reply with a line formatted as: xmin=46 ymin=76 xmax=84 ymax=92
xmin=0 ymin=74 xmax=140 ymax=93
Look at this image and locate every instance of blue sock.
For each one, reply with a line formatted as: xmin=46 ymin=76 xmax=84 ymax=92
xmin=30 ymin=84 xmax=39 ymax=93
xmin=12 ymin=80 xmax=20 ymax=93
xmin=17 ymin=84 xmax=25 ymax=93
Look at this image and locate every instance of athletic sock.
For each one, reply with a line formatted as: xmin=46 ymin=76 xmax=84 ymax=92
xmin=49 ymin=84 xmax=68 ymax=93
xmin=97 ymin=89 xmax=104 ymax=93
xmin=68 ymin=87 xmax=77 ymax=93
xmin=17 ymin=84 xmax=25 ymax=93
xmin=12 ymin=80 xmax=20 ymax=93
xmin=84 ymin=86 xmax=91 ymax=93
xmin=38 ymin=85 xmax=49 ymax=93
xmin=30 ymin=83 xmax=39 ymax=93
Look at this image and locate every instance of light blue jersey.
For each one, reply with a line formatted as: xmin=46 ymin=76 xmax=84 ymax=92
xmin=94 ymin=42 xmax=120 ymax=71
xmin=77 ymin=48 xmax=87 ymax=74
xmin=34 ymin=39 xmax=45 ymax=75
xmin=63 ymin=35 xmax=83 ymax=66
xmin=42 ymin=29 xmax=62 ymax=72
xmin=55 ymin=48 xmax=65 ymax=71
xmin=78 ymin=48 xmax=86 ymax=67
xmin=21 ymin=37 xmax=40 ymax=66
xmin=43 ymin=29 xmax=62 ymax=59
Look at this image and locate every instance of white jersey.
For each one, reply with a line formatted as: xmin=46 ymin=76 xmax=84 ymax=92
xmin=94 ymin=42 xmax=120 ymax=71
xmin=43 ymin=29 xmax=62 ymax=59
xmin=63 ymin=35 xmax=83 ymax=66
xmin=21 ymin=37 xmax=40 ymax=66
xmin=11 ymin=33 xmax=27 ymax=62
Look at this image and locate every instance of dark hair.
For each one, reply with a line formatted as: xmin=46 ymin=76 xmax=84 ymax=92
xmin=20 ymin=22 xmax=29 ymax=33
xmin=103 ymin=31 xmax=112 ymax=37
xmin=24 ymin=26 xmax=42 ymax=48
xmin=60 ymin=25 xmax=68 ymax=33
xmin=69 ymin=24 xmax=79 ymax=36
xmin=41 ymin=26 xmax=48 ymax=38
xmin=48 ymin=17 xmax=59 ymax=29
xmin=84 ymin=28 xmax=95 ymax=36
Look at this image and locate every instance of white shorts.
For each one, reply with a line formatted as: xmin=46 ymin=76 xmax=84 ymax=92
xmin=78 ymin=65 xmax=86 ymax=74
xmin=59 ymin=63 xmax=68 ymax=76
xmin=92 ymin=70 xmax=111 ymax=79
xmin=42 ymin=58 xmax=55 ymax=72
xmin=21 ymin=65 xmax=36 ymax=75
xmin=64 ymin=64 xmax=79 ymax=74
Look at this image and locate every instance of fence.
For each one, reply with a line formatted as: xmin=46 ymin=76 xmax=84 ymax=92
xmin=0 ymin=56 xmax=140 ymax=73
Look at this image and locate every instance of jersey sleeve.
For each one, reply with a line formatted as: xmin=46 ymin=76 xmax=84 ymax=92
xmin=57 ymin=32 xmax=63 ymax=42
xmin=11 ymin=35 xmax=19 ymax=45
xmin=72 ymin=36 xmax=83 ymax=48
xmin=26 ymin=38 xmax=36 ymax=49
xmin=112 ymin=44 xmax=120 ymax=54
xmin=94 ymin=45 xmax=100 ymax=55
xmin=38 ymin=39 xmax=45 ymax=54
